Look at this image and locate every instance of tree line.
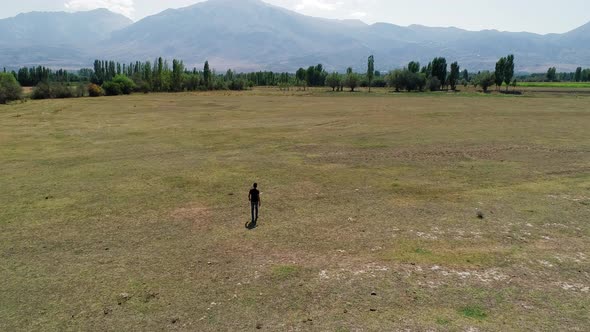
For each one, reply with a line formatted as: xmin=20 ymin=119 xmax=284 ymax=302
xmin=3 ymin=55 xmax=590 ymax=103
xmin=542 ymin=67 xmax=590 ymax=82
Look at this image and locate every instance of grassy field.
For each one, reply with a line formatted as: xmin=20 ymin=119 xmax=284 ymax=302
xmin=1 ymin=89 xmax=589 ymax=331
xmin=517 ymin=81 xmax=590 ymax=88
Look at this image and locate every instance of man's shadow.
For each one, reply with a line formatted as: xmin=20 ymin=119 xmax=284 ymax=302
xmin=245 ymin=220 xmax=258 ymax=230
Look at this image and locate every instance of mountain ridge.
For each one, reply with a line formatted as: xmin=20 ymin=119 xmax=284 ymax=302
xmin=0 ymin=1 xmax=588 ymax=72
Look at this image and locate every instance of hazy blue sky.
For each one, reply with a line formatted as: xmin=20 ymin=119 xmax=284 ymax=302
xmin=1 ymin=0 xmax=588 ymax=34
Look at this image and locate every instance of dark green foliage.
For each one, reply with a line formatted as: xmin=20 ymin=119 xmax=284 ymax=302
xmin=546 ymin=67 xmax=557 ymax=82
xmin=171 ymin=59 xmax=185 ymax=92
xmin=367 ymin=55 xmax=375 ymax=92
xmin=344 ymin=68 xmax=360 ymax=92
xmin=302 ymin=64 xmax=327 ymax=87
xmin=212 ymin=79 xmax=227 ymax=90
xmin=31 ymin=82 xmax=52 ymax=99
xmin=49 ymin=83 xmax=72 ymax=98
xmin=326 ymin=72 xmax=341 ymax=91
xmin=503 ymin=54 xmax=515 ymax=90
xmin=474 ymin=71 xmax=495 ymax=92
xmin=449 ymin=62 xmax=460 ymax=91
xmin=430 ymin=57 xmax=447 ymax=89
xmin=31 ymin=82 xmax=74 ymax=99
xmin=495 ymin=57 xmax=506 ymax=89
xmin=462 ymin=69 xmax=469 ymax=82
xmin=372 ymin=77 xmax=387 ymax=88
xmin=102 ymin=81 xmax=122 ymax=96
xmin=0 ymin=72 xmax=22 ymax=104
xmin=575 ymin=67 xmax=582 ymax=82
xmin=295 ymin=68 xmax=306 ymax=83
xmin=408 ymin=61 xmax=420 ymax=74
xmin=102 ymin=75 xmax=136 ymax=96
xmin=203 ymin=60 xmax=212 ymax=89
xmin=427 ymin=77 xmax=441 ymax=92
xmin=16 ymin=66 xmax=51 ymax=86
xmin=227 ymin=79 xmax=248 ymax=91
xmin=387 ymin=69 xmax=426 ymax=92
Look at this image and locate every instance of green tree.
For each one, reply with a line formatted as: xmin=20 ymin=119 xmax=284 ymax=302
xmin=574 ymin=67 xmax=582 ymax=82
xmin=449 ymin=62 xmax=460 ymax=91
xmin=0 ymin=72 xmax=22 ymax=104
xmin=155 ymin=57 xmax=164 ymax=92
xmin=495 ymin=57 xmax=506 ymax=89
xmin=462 ymin=69 xmax=469 ymax=82
xmin=296 ymin=68 xmax=306 ymax=83
xmin=408 ymin=61 xmax=420 ymax=74
xmin=430 ymin=57 xmax=447 ymax=90
xmin=171 ymin=59 xmax=185 ymax=92
xmin=102 ymin=75 xmax=136 ymax=96
xmin=344 ymin=68 xmax=359 ymax=92
xmin=387 ymin=69 xmax=403 ymax=92
xmin=326 ymin=72 xmax=341 ymax=91
xmin=546 ymin=67 xmax=557 ymax=82
xmin=474 ymin=71 xmax=495 ymax=92
xmin=503 ymin=54 xmax=515 ymax=91
xmin=367 ymin=55 xmax=375 ymax=92
xmin=387 ymin=69 xmax=426 ymax=92
xmin=203 ymin=60 xmax=212 ymax=89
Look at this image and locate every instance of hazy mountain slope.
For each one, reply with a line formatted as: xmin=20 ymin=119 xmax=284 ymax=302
xmin=0 ymin=9 xmax=132 ymax=46
xmin=104 ymin=0 xmax=589 ymax=72
xmin=107 ymin=0 xmax=368 ymax=70
xmin=0 ymin=9 xmax=132 ymax=69
xmin=0 ymin=0 xmax=588 ymax=72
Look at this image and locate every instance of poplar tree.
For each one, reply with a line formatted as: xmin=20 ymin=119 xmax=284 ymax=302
xmin=449 ymin=62 xmax=460 ymax=91
xmin=495 ymin=57 xmax=506 ymax=90
xmin=203 ymin=61 xmax=212 ymax=89
xmin=367 ymin=55 xmax=374 ymax=92
xmin=503 ymin=54 xmax=515 ymax=91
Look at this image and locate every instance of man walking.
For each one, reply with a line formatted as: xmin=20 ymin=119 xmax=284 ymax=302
xmin=249 ymin=183 xmax=261 ymax=223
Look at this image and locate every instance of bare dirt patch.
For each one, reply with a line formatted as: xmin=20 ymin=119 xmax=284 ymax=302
xmin=170 ymin=203 xmax=212 ymax=229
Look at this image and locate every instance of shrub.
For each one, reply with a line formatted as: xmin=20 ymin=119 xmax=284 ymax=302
xmin=474 ymin=71 xmax=495 ymax=92
xmin=112 ymin=75 xmax=135 ymax=94
xmin=134 ymin=80 xmax=151 ymax=94
xmin=0 ymin=73 xmax=22 ymax=104
xmin=212 ymin=79 xmax=227 ymax=90
xmin=74 ymin=84 xmax=87 ymax=98
xmin=88 ymin=83 xmax=103 ymax=97
xmin=325 ymin=72 xmax=341 ymax=91
xmin=227 ymin=79 xmax=247 ymax=91
xmin=428 ymin=77 xmax=441 ymax=91
xmin=344 ymin=73 xmax=360 ymax=92
xmin=387 ymin=70 xmax=426 ymax=92
xmin=31 ymin=82 xmax=74 ymax=99
xmin=102 ymin=81 xmax=123 ymax=96
xmin=52 ymin=83 xmax=74 ymax=99
xmin=102 ymin=75 xmax=136 ymax=96
xmin=31 ymin=82 xmax=52 ymax=99
xmin=372 ymin=77 xmax=387 ymax=88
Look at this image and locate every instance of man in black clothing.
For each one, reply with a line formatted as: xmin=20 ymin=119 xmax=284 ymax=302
xmin=248 ymin=183 xmax=261 ymax=223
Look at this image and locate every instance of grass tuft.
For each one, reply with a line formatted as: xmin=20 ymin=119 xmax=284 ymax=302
xmin=459 ymin=306 xmax=488 ymax=320
xmin=271 ymin=265 xmax=300 ymax=280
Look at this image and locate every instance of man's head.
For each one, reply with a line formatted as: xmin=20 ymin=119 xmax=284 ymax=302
xmin=253 ymin=183 xmax=258 ymax=188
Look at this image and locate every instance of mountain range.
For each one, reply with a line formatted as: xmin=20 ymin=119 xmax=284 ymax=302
xmin=1 ymin=0 xmax=589 ymax=72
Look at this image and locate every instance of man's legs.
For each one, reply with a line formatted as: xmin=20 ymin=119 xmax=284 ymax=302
xmin=254 ymin=203 xmax=259 ymax=221
xmin=251 ymin=202 xmax=256 ymax=222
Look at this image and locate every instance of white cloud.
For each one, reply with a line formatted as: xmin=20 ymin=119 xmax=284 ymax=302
xmin=294 ymin=0 xmax=342 ymax=11
xmin=64 ymin=0 xmax=135 ymax=18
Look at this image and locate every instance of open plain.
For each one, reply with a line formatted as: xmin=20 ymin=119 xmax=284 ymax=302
xmin=1 ymin=89 xmax=589 ymax=331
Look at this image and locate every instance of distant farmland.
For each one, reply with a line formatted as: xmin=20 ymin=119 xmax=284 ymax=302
xmin=517 ymin=81 xmax=590 ymax=88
